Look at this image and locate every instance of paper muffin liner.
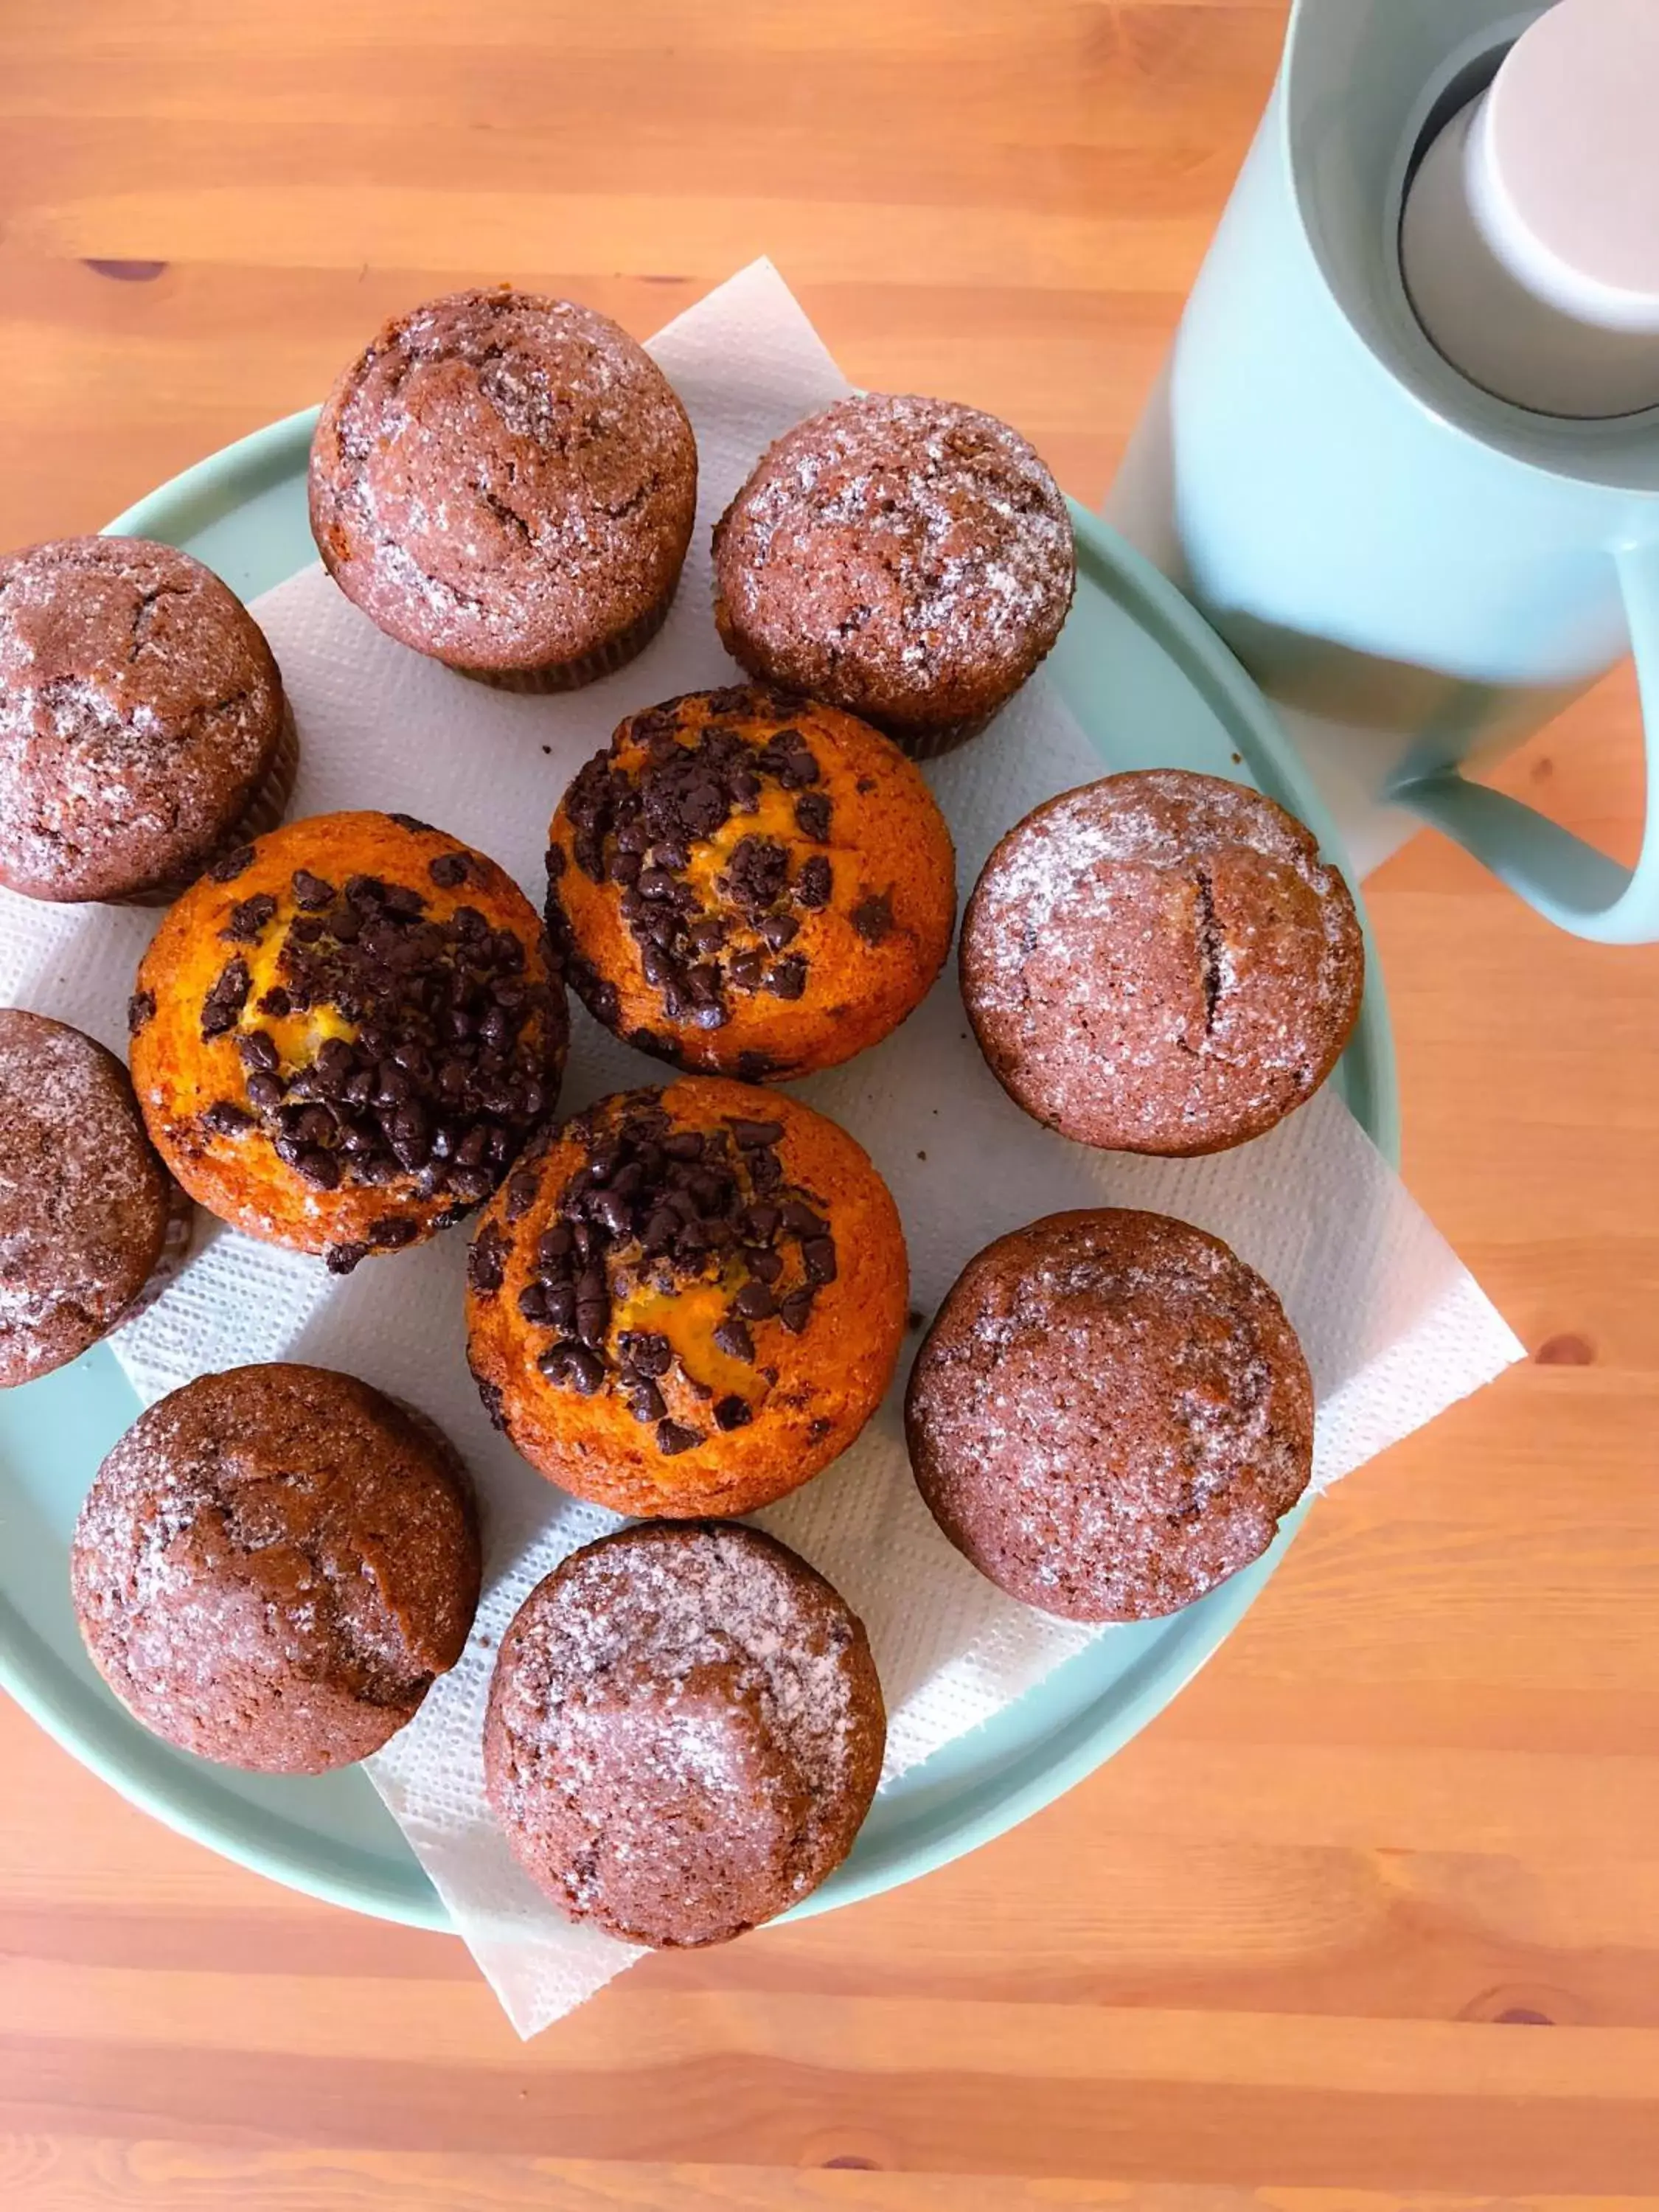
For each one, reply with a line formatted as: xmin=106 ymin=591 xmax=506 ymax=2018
xmin=114 ymin=1174 xmax=198 ymax=1332
xmin=121 ymin=695 xmax=301 ymax=908
xmin=448 ymin=590 xmax=674 ymax=695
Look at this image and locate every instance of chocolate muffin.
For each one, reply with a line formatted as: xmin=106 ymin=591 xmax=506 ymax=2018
xmin=712 ymin=394 xmax=1075 ymax=757
xmin=129 ymin=810 xmax=567 ymax=1273
xmin=0 ymin=1010 xmax=190 ymax=1386
xmin=906 ymin=1208 xmax=1314 ymax=1622
xmin=465 ymin=1077 xmax=908 ymax=1519
xmin=484 ymin=1521 xmax=886 ymax=1946
xmin=72 ymin=1364 xmax=480 ymax=1773
xmin=0 ymin=537 xmax=296 ymax=903
xmin=547 ymin=685 xmax=956 ymax=1079
xmin=961 ymin=769 xmax=1365 ymax=1157
xmin=309 ymin=288 xmax=698 ymax=689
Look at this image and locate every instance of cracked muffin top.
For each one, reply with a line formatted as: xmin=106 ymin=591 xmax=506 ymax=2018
xmin=308 ymin=288 xmax=698 ymax=679
xmin=712 ymin=392 xmax=1074 ymax=757
xmin=959 ymin=769 xmax=1364 ymax=1156
xmin=0 ymin=537 xmax=291 ymax=902
xmin=905 ymin=1207 xmax=1314 ymax=1621
xmin=71 ymin=1363 xmax=481 ymax=1773
xmin=0 ymin=1009 xmax=177 ymax=1387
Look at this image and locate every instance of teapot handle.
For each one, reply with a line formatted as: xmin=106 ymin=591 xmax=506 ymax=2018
xmin=1394 ymin=541 xmax=1659 ymax=945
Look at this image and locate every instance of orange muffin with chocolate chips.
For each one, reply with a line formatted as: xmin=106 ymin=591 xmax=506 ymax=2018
xmin=465 ymin=1078 xmax=907 ymax=1518
xmin=546 ymin=686 xmax=956 ymax=1080
xmin=130 ymin=811 xmax=567 ymax=1273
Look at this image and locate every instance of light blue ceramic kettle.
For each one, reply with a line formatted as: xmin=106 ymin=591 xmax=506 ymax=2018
xmin=1111 ymin=0 xmax=1659 ymax=942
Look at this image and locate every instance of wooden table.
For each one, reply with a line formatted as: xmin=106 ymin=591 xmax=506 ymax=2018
xmin=4 ymin=4 xmax=1658 ymax=2204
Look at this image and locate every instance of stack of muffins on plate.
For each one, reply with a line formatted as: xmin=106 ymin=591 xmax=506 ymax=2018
xmin=0 ymin=282 xmax=1364 ymax=1951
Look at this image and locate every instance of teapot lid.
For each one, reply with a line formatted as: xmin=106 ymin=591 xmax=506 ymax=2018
xmin=1283 ymin=0 xmax=1659 ymax=488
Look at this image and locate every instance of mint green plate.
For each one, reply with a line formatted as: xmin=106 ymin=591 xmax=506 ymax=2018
xmin=0 ymin=411 xmax=1397 ymax=1931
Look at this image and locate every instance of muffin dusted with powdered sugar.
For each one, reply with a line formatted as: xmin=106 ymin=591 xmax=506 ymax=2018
xmin=71 ymin=1364 xmax=480 ymax=1773
xmin=484 ymin=1521 xmax=886 ymax=1947
xmin=0 ymin=537 xmax=296 ymax=904
xmin=961 ymin=768 xmax=1365 ymax=1157
xmin=309 ymin=288 xmax=698 ymax=691
xmin=712 ymin=393 xmax=1075 ymax=757
xmin=0 ymin=1009 xmax=190 ymax=1386
xmin=905 ymin=1208 xmax=1314 ymax=1622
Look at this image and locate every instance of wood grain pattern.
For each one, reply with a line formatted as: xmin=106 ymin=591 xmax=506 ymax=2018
xmin=3 ymin=1 xmax=1658 ymax=2203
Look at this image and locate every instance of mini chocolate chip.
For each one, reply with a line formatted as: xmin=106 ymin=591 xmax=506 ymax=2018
xmin=475 ymin=1374 xmax=507 ymax=1430
xmin=206 ymin=844 xmax=255 ymax=884
xmin=850 ymin=890 xmax=894 ymax=945
xmin=745 ymin=1246 xmax=783 ymax=1284
xmin=202 ymin=1100 xmax=254 ymax=1135
xmin=661 ymin=1131 xmax=704 ymax=1161
xmin=618 ymin=1330 xmax=671 ymax=1377
xmin=506 ymin=1168 xmax=540 ymax=1220
xmin=628 ymin=1381 xmax=666 ymax=1424
xmin=727 ymin=952 xmax=766 ymax=992
xmin=325 ymin=1242 xmax=370 ymax=1274
xmin=428 ymin=851 xmax=472 ymax=889
xmin=447 ymin=1166 xmax=495 ymax=1204
xmin=245 ymin=1071 xmax=285 ymax=1110
xmin=538 ymin=1222 xmax=574 ymax=1265
xmin=200 ymin=958 xmax=251 ymax=1040
xmin=714 ymin=1394 xmax=752 ymax=1431
xmin=777 ymin=1287 xmax=815 ymax=1333
xmin=794 ymin=793 xmax=832 ymax=841
xmin=388 ymin=812 xmax=434 ymax=834
xmin=780 ymin=1201 xmax=824 ymax=1236
xmin=796 ymin=856 xmax=832 ymax=909
xmin=803 ymin=1236 xmax=838 ymax=1284
xmin=729 ymin=1118 xmax=784 ymax=1149
xmin=655 ymin=1419 xmax=702 ymax=1455
xmin=518 ymin=1283 xmax=549 ymax=1322
xmin=759 ymin=912 xmax=799 ymax=950
xmin=126 ymin=990 xmax=155 ymax=1036
xmin=734 ymin=1279 xmax=776 ymax=1321
xmin=565 ymin=1346 xmax=605 ymax=1395
xmin=296 ymin=1147 xmax=340 ymax=1190
xmin=258 ymin=986 xmax=292 ymax=1019
xmin=545 ymin=841 xmax=568 ymax=880
xmin=369 ymin=1216 xmax=417 ymax=1248
xmin=687 ymin=917 xmax=727 ymax=955
xmin=468 ymin=1228 xmax=507 ymax=1293
xmin=736 ymin=1051 xmax=777 ymax=1083
xmin=767 ymin=956 xmax=807 ymax=1001
xmin=292 ymin=869 xmax=335 ymax=908
xmin=713 ymin=1316 xmax=754 ymax=1361
xmin=221 ymin=893 xmax=278 ymax=943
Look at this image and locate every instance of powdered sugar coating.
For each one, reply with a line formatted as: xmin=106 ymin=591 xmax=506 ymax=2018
xmin=310 ymin=288 xmax=698 ymax=675
xmin=0 ymin=1009 xmax=172 ymax=1385
xmin=905 ymin=1208 xmax=1313 ymax=1622
xmin=70 ymin=1364 xmax=480 ymax=1774
xmin=712 ymin=394 xmax=1075 ymax=745
xmin=0 ymin=538 xmax=288 ymax=902
xmin=961 ymin=769 xmax=1365 ymax=1156
xmin=484 ymin=1522 xmax=885 ymax=1946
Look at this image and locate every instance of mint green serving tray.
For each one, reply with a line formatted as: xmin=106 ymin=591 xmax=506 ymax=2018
xmin=0 ymin=411 xmax=1397 ymax=1931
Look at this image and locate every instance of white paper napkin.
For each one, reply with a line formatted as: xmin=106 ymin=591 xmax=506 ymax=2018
xmin=0 ymin=260 xmax=1523 ymax=2036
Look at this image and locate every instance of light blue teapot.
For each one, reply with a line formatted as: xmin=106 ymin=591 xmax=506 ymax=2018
xmin=1112 ymin=0 xmax=1659 ymax=942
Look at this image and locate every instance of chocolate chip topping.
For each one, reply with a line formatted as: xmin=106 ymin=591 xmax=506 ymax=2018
xmin=207 ymin=844 xmax=257 ymax=886
xmin=849 ymin=890 xmax=893 ymax=946
xmin=127 ymin=990 xmax=156 ymax=1036
xmin=552 ymin=692 xmax=853 ymax=1036
xmin=484 ymin=1090 xmax=836 ymax=1452
xmin=194 ymin=854 xmax=560 ymax=1216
